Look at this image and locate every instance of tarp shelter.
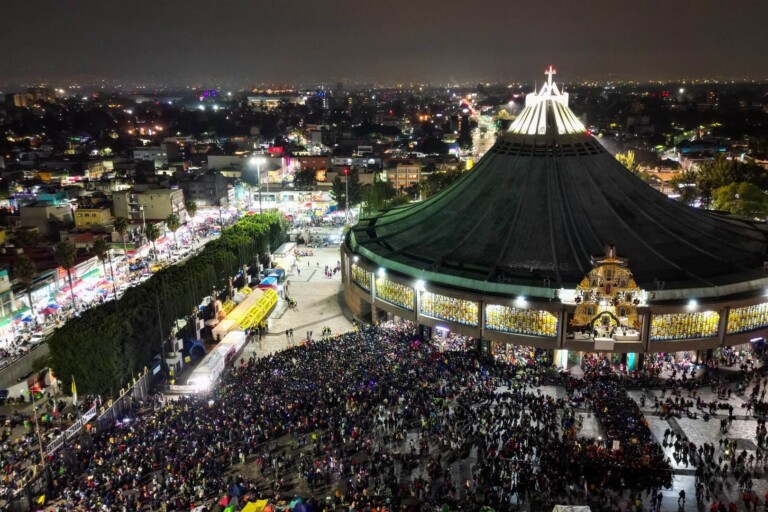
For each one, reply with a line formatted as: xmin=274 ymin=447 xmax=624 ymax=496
xmin=552 ymin=506 xmax=592 ymax=512
xmin=212 ymin=318 xmax=237 ymax=341
xmin=241 ymin=501 xmax=269 ymax=512
xmin=273 ymin=256 xmax=295 ymax=271
xmin=257 ymin=277 xmax=278 ymax=291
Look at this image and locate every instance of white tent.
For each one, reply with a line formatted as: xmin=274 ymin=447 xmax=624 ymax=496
xmin=553 ymin=507 xmax=591 ymax=512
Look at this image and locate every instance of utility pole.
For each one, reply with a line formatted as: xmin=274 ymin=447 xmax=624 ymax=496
xmin=154 ymin=290 xmax=167 ymax=375
xmin=108 ymin=249 xmax=118 ymax=307
xmin=344 ymin=167 xmax=350 ymax=224
xmin=31 ymin=392 xmax=46 ymax=471
xmin=257 ymin=160 xmax=263 ymax=215
xmin=214 ymin=173 xmax=224 ymax=227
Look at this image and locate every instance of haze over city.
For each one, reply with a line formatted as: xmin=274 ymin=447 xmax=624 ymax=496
xmin=3 ymin=0 xmax=768 ymax=87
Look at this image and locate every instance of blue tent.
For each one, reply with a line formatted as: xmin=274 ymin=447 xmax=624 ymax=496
xmin=228 ymin=483 xmax=244 ymax=497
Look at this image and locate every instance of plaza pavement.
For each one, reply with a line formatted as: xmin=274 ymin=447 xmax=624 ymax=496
xmin=242 ymin=245 xmax=354 ymax=360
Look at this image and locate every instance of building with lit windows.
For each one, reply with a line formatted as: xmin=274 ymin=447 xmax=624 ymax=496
xmin=113 ymin=188 xmax=186 ymax=223
xmin=342 ymin=67 xmax=768 ymax=368
xmin=74 ymin=205 xmax=113 ymax=229
xmin=384 ymin=161 xmax=422 ymax=191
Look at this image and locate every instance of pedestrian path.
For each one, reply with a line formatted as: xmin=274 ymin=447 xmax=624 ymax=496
xmin=243 ymin=247 xmax=353 ymax=359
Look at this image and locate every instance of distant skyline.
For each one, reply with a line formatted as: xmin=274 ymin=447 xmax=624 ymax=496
xmin=2 ymin=0 xmax=768 ymax=87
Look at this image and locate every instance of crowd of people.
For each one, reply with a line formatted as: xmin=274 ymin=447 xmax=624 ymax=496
xmin=2 ymin=324 xmax=679 ymax=511
xmin=6 ymin=319 xmax=768 ymax=510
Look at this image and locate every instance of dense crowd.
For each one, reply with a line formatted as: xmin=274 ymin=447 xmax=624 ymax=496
xmin=14 ymin=325 xmax=681 ymax=511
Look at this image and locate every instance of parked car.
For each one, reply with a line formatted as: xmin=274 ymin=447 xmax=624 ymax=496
xmin=28 ymin=333 xmax=46 ymax=347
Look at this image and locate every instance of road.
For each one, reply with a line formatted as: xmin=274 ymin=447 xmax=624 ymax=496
xmin=0 ymin=215 xmax=225 ymax=390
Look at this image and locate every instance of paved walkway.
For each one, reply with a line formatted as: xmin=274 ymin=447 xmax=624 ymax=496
xmin=243 ymin=246 xmax=353 ymax=359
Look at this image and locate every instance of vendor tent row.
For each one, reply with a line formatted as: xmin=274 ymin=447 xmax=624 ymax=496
xmin=188 ymin=286 xmax=277 ymax=391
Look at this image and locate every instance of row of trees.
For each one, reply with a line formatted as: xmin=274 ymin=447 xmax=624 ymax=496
xmin=329 ymin=166 xmax=470 ymax=216
xmin=668 ymin=156 xmax=768 ymax=218
xmin=48 ymin=212 xmax=288 ymax=397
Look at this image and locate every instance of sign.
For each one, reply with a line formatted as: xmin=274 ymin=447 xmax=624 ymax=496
xmin=168 ymin=384 xmax=196 ymax=393
xmin=594 ymin=338 xmax=614 ymax=351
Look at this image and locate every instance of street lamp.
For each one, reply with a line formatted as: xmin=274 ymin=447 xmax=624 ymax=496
xmin=249 ymin=157 xmax=266 ymax=214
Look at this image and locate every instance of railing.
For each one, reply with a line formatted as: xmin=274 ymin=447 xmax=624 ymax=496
xmin=45 ymin=403 xmax=98 ymax=456
xmin=95 ymin=368 xmax=152 ymax=430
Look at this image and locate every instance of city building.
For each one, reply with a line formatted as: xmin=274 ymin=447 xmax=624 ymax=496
xmin=19 ymin=203 xmax=74 ymax=236
xmin=113 ymin=188 xmax=186 ymax=223
xmin=132 ymin=143 xmax=180 ymax=169
xmin=246 ymin=94 xmax=305 ymax=109
xmin=296 ymin=155 xmax=331 ymax=172
xmin=175 ymin=170 xmax=232 ymax=207
xmin=384 ymin=161 xmax=421 ymax=191
xmin=342 ymin=68 xmax=768 ymax=368
xmin=74 ymin=205 xmax=114 ymax=229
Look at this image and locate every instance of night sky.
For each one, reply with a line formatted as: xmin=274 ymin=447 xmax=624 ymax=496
xmin=2 ymin=0 xmax=768 ymax=85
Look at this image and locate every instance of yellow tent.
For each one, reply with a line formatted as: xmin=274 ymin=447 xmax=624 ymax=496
xmin=241 ymin=500 xmax=269 ymax=512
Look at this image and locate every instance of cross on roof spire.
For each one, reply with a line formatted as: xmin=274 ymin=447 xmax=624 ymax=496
xmin=545 ymin=65 xmax=556 ymax=86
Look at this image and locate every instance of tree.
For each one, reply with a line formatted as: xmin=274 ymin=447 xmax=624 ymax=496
xmin=145 ymin=223 xmax=161 ymax=261
xmin=696 ymin=156 xmax=768 ymax=204
xmin=13 ymin=229 xmax=41 ymax=247
xmin=361 ymin=179 xmax=397 ymax=215
xmin=712 ymin=182 xmax=768 ymax=219
xmin=293 ymin=167 xmax=316 ymax=190
xmin=696 ymin=156 xmax=737 ymax=201
xmin=330 ymin=167 xmax=363 ymax=211
xmin=165 ymin=214 xmax=181 ymax=254
xmin=93 ymin=237 xmax=117 ymax=303
xmin=420 ymin=167 xmax=468 ymax=198
xmin=113 ymin=217 xmax=129 ymax=258
xmin=54 ymin=240 xmax=78 ymax=311
xmin=48 ymin=212 xmax=289 ymax=396
xmin=185 ymin=200 xmax=198 ymax=221
xmin=15 ymin=254 xmax=37 ymax=312
xmin=92 ymin=238 xmax=110 ymax=277
xmin=668 ymin=169 xmax=699 ymax=205
xmin=615 ymin=150 xmax=651 ymax=183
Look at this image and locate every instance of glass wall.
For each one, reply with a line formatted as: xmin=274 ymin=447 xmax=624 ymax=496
xmin=650 ymin=311 xmax=720 ymax=341
xmin=375 ymin=278 xmax=415 ymax=311
xmin=727 ymin=303 xmax=768 ymax=335
xmin=351 ymin=265 xmax=372 ymax=292
xmin=485 ymin=304 xmax=558 ymax=337
xmin=420 ymin=292 xmax=478 ymax=326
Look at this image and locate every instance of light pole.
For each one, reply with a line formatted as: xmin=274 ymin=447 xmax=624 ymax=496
xmin=107 ymin=248 xmax=118 ymax=306
xmin=344 ymin=167 xmax=350 ymax=224
xmin=249 ymin=157 xmax=266 ymax=215
xmin=258 ymin=159 xmax=263 ymax=214
xmin=266 ymin=169 xmax=270 ymax=212
xmin=139 ymin=205 xmax=146 ymax=231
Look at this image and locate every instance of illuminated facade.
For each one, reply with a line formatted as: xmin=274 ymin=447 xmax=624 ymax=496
xmin=342 ymin=67 xmax=768 ymax=360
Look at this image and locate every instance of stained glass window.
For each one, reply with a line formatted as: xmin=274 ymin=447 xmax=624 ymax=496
xmin=375 ymin=278 xmax=414 ymax=310
xmin=351 ymin=265 xmax=372 ymax=292
xmin=727 ymin=303 xmax=768 ymax=335
xmin=485 ymin=305 xmax=558 ymax=337
xmin=650 ymin=311 xmax=720 ymax=341
xmin=420 ymin=292 xmax=478 ymax=326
